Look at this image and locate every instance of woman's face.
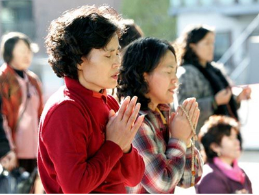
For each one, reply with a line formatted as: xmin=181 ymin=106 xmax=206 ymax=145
xmin=191 ymin=32 xmax=215 ymax=65
xmin=144 ymin=50 xmax=178 ymax=110
xmin=78 ymin=34 xmax=121 ymax=92
xmin=215 ymin=128 xmax=241 ymax=164
xmin=10 ymin=40 xmax=32 ymax=70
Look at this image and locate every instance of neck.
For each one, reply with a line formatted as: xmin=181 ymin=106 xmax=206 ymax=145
xmin=218 ymin=156 xmax=234 ymax=166
xmin=13 ymin=67 xmax=25 ymax=78
xmin=199 ymin=60 xmax=207 ymax=67
xmin=148 ymin=102 xmax=158 ymax=111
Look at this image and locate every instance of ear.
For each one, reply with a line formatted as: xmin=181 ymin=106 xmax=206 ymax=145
xmin=143 ymin=72 xmax=149 ymax=82
xmin=210 ymin=143 xmax=220 ymax=154
xmin=189 ymin=43 xmax=196 ymax=51
xmin=78 ymin=56 xmax=87 ymax=70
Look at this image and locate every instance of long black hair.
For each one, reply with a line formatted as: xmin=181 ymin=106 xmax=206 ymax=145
xmin=117 ymin=37 xmax=176 ymax=111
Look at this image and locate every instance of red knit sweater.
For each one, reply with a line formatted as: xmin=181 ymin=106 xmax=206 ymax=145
xmin=37 ymin=77 xmax=145 ymax=193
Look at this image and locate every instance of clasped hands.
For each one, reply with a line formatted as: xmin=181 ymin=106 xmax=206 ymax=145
xmin=106 ymin=96 xmax=144 ymax=153
xmin=170 ymin=98 xmax=200 ymax=146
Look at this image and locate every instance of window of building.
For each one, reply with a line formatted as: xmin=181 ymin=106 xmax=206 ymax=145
xmin=214 ymin=31 xmax=232 ymax=65
xmin=0 ymin=0 xmax=35 ymax=40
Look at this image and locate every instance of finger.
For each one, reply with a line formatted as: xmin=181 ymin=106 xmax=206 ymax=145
xmin=176 ymin=106 xmax=183 ymax=116
xmin=192 ymin=107 xmax=200 ymax=129
xmin=130 ymin=115 xmax=144 ymax=134
xmin=183 ymin=98 xmax=195 ymax=115
xmin=117 ymin=96 xmax=130 ymax=120
xmin=178 ymin=99 xmax=189 ymax=116
xmin=109 ymin=109 xmax=116 ymax=118
xmin=189 ymin=102 xmax=198 ymax=122
xmin=122 ymin=96 xmax=138 ymax=123
xmin=126 ymin=103 xmax=141 ymax=129
xmin=169 ymin=112 xmax=176 ymax=124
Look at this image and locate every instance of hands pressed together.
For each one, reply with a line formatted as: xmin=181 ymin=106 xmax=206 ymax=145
xmin=106 ymin=96 xmax=144 ymax=153
xmin=170 ymin=98 xmax=200 ymax=146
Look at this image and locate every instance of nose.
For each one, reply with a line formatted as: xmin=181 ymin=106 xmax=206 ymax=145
xmin=171 ymin=74 xmax=178 ymax=84
xmin=112 ymin=55 xmax=121 ymax=68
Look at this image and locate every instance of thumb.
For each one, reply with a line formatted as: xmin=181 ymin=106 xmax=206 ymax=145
xmin=170 ymin=112 xmax=176 ymax=123
xmin=109 ymin=109 xmax=116 ymax=118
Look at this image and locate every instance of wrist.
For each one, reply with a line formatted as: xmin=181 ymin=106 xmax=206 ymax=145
xmin=212 ymin=97 xmax=218 ymax=109
xmin=186 ymin=140 xmax=192 ymax=148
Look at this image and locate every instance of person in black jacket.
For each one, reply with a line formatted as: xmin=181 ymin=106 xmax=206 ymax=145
xmin=0 ymin=96 xmax=16 ymax=171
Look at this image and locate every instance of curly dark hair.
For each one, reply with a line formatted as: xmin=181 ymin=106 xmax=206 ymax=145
xmin=199 ymin=115 xmax=240 ymax=162
xmin=179 ymin=25 xmax=214 ymax=66
xmin=117 ymin=37 xmax=176 ymax=111
xmin=45 ymin=5 xmax=124 ymax=79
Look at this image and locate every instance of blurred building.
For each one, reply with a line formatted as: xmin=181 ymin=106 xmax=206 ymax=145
xmin=0 ymin=0 xmax=121 ymax=101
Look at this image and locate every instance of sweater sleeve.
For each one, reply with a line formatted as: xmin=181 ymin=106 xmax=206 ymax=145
xmin=0 ymin=98 xmax=10 ymax=158
xmin=39 ymin=102 xmax=123 ymax=193
xmin=177 ymin=146 xmax=203 ymax=188
xmin=120 ymin=146 xmax=145 ymax=187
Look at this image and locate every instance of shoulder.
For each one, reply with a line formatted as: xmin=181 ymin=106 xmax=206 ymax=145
xmin=26 ymin=70 xmax=41 ymax=81
xmin=211 ymin=61 xmax=227 ymax=74
xmin=199 ymin=163 xmax=227 ymax=183
xmin=42 ymin=87 xmax=89 ymax=122
xmin=177 ymin=65 xmax=202 ymax=78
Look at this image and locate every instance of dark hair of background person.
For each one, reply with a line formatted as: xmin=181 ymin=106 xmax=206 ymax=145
xmin=45 ymin=5 xmax=124 ymax=80
xmin=199 ymin=115 xmax=239 ymax=163
xmin=119 ymin=19 xmax=144 ymax=49
xmin=0 ymin=32 xmax=31 ymax=64
xmin=178 ymin=25 xmax=214 ymax=66
xmin=117 ymin=37 xmax=176 ymax=111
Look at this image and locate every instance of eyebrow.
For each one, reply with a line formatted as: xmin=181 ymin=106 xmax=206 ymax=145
xmin=166 ymin=65 xmax=175 ymax=68
xmin=104 ymin=46 xmax=121 ymax=52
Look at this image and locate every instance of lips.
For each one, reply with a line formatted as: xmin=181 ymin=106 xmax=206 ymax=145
xmin=168 ymin=87 xmax=176 ymax=93
xmin=111 ymin=72 xmax=119 ymax=80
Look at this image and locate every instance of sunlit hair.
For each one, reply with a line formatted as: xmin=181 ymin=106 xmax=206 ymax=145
xmin=198 ymin=115 xmax=240 ymax=162
xmin=117 ymin=37 xmax=177 ymax=111
xmin=176 ymin=24 xmax=215 ymax=66
xmin=119 ymin=19 xmax=144 ymax=49
xmin=45 ymin=5 xmax=124 ymax=79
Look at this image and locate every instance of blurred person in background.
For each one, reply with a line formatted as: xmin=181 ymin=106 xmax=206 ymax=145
xmin=0 ymin=32 xmax=44 ymax=193
xmin=196 ymin=115 xmax=252 ymax=194
xmin=119 ymin=19 xmax=144 ymax=50
xmin=176 ymin=25 xmax=251 ymax=150
xmin=38 ymin=5 xmax=144 ymax=193
xmin=117 ymin=37 xmax=203 ymax=193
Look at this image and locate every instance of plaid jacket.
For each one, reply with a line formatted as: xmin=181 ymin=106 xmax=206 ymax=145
xmin=0 ymin=63 xmax=43 ymax=141
xmin=126 ymin=104 xmax=203 ymax=194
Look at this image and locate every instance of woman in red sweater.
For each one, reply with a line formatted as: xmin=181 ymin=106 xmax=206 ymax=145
xmin=38 ymin=5 xmax=145 ymax=193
